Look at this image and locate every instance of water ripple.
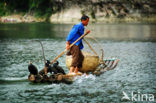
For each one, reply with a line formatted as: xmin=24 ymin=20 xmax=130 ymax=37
xmin=0 ymin=39 xmax=156 ymax=102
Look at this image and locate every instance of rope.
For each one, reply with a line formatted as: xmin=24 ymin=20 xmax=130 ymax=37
xmin=83 ymin=38 xmax=98 ymax=56
xmin=85 ymin=36 xmax=104 ymax=61
xmin=31 ymin=40 xmax=46 ymax=64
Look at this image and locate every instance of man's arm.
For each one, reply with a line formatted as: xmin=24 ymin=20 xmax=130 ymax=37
xmin=66 ymin=25 xmax=78 ymax=41
xmin=66 ymin=41 xmax=70 ymax=50
xmin=79 ymin=26 xmax=90 ymax=36
xmin=66 ymin=25 xmax=79 ymax=50
xmin=66 ymin=30 xmax=90 ymax=50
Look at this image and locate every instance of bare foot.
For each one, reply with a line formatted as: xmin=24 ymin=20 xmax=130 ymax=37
xmin=67 ymin=72 xmax=76 ymax=75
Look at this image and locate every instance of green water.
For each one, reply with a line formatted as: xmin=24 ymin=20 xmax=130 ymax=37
xmin=0 ymin=23 xmax=156 ymax=103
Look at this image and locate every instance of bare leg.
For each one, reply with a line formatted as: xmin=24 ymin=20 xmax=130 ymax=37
xmin=74 ymin=67 xmax=79 ymax=73
xmin=69 ymin=66 xmax=74 ymax=73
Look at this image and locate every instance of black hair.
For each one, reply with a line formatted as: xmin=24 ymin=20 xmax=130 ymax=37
xmin=81 ymin=15 xmax=89 ymax=21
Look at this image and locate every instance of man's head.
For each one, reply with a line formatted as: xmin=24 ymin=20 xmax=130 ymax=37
xmin=81 ymin=15 xmax=89 ymax=26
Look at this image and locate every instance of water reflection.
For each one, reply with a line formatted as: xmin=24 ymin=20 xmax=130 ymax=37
xmin=88 ymin=23 xmax=156 ymax=41
xmin=0 ymin=23 xmax=156 ymax=41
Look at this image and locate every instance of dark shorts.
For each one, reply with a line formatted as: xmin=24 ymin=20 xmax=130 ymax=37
xmin=67 ymin=45 xmax=84 ymax=68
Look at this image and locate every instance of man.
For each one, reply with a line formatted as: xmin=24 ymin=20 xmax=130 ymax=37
xmin=66 ymin=15 xmax=90 ymax=74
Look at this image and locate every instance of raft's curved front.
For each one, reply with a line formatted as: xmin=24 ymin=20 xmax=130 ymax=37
xmin=66 ymin=52 xmax=99 ymax=73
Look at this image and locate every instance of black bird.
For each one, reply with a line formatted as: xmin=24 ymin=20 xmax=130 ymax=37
xmin=39 ymin=60 xmax=66 ymax=75
xmin=28 ymin=62 xmax=38 ymax=75
xmin=47 ymin=61 xmax=65 ymax=75
xmin=53 ymin=61 xmax=65 ymax=75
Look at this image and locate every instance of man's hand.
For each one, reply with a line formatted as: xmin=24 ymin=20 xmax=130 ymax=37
xmin=86 ymin=30 xmax=90 ymax=34
xmin=66 ymin=41 xmax=70 ymax=50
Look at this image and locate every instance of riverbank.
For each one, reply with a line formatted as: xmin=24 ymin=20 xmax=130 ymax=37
xmin=0 ymin=14 xmax=45 ymax=23
xmin=1 ymin=0 xmax=156 ymax=24
xmin=50 ymin=11 xmax=156 ymax=23
xmin=49 ymin=4 xmax=156 ymax=24
xmin=1 ymin=14 xmax=156 ymax=24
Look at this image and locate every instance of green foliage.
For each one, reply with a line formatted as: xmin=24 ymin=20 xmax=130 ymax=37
xmin=90 ymin=9 xmax=96 ymax=19
xmin=5 ymin=0 xmax=29 ymax=12
xmin=31 ymin=0 xmax=52 ymax=17
xmin=0 ymin=2 xmax=5 ymax=16
xmin=0 ymin=0 xmax=54 ymax=18
xmin=0 ymin=0 xmax=154 ymax=19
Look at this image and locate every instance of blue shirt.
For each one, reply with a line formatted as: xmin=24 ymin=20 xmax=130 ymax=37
xmin=66 ymin=22 xmax=84 ymax=50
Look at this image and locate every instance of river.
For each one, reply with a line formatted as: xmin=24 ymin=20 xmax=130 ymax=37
xmin=0 ymin=23 xmax=156 ymax=103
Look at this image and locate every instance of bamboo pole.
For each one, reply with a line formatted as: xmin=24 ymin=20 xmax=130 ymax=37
xmin=50 ymin=31 xmax=88 ymax=65
xmin=83 ymin=38 xmax=98 ymax=56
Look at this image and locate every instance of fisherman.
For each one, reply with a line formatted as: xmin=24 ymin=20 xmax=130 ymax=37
xmin=66 ymin=15 xmax=90 ymax=74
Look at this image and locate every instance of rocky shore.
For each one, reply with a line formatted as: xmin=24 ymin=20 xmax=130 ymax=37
xmin=1 ymin=14 xmax=155 ymax=24
xmin=0 ymin=0 xmax=156 ymax=23
xmin=50 ymin=0 xmax=156 ymax=23
xmin=49 ymin=6 xmax=156 ymax=23
xmin=0 ymin=14 xmax=45 ymax=23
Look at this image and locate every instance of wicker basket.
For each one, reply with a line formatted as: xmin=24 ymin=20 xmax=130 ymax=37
xmin=66 ymin=52 xmax=99 ymax=73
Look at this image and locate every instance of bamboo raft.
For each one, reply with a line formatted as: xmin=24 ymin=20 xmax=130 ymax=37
xmin=28 ymin=51 xmax=119 ymax=84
